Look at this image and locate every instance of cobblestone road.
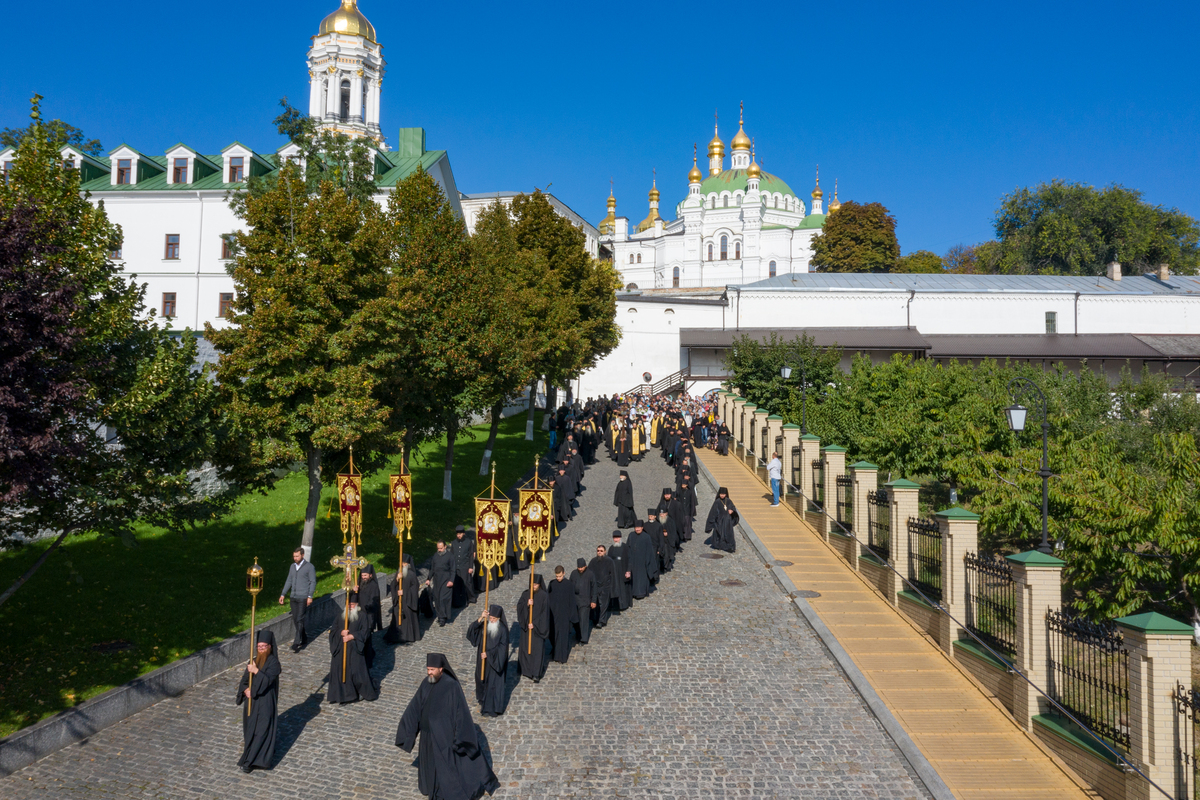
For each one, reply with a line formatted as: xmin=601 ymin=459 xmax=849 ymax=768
xmin=3 ymin=442 xmax=930 ymax=799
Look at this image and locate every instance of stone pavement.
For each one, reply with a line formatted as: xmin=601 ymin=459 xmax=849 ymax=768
xmin=3 ymin=439 xmax=931 ymax=799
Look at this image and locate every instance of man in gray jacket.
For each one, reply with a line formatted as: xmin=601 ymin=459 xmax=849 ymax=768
xmin=279 ymin=547 xmax=316 ymax=652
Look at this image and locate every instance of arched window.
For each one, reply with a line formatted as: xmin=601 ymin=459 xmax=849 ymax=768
xmin=723 ymin=195 xmax=729 ymax=208
xmin=720 ymin=236 xmax=728 ymax=260
xmin=672 ymin=266 xmax=680 ymax=288
xmin=734 ymin=241 xmax=741 ymax=259
xmin=769 ymin=261 xmax=777 ymax=277
xmin=707 ymin=243 xmax=713 ymax=261
xmin=629 ymin=254 xmax=634 ymax=264
xmin=636 ymin=253 xmax=642 ymax=263
xmin=625 ymin=283 xmax=638 ymax=290
xmin=340 ymin=80 xmax=351 ymax=120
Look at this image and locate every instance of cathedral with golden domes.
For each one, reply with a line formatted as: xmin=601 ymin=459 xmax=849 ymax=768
xmin=598 ymin=105 xmax=838 ymax=290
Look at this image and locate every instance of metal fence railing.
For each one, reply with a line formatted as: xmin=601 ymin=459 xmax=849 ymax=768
xmin=1047 ymin=610 xmax=1130 ymax=749
xmin=963 ymin=552 xmax=1016 ymax=655
xmin=1174 ymin=683 xmax=1199 ymax=800
xmin=835 ymin=474 xmax=853 ymax=532
xmin=866 ymin=488 xmax=890 ymax=562
xmin=811 ymin=459 xmax=824 ymax=511
xmin=906 ymin=517 xmax=942 ymax=603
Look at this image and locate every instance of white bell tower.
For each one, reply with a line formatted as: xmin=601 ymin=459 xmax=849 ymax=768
xmin=307 ymin=0 xmax=385 ymax=142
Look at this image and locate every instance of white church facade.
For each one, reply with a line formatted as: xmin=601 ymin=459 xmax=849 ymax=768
xmin=599 ymin=107 xmax=836 ymax=291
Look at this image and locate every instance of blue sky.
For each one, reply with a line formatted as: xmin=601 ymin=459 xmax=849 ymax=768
xmin=4 ymin=0 xmax=1197 ymax=255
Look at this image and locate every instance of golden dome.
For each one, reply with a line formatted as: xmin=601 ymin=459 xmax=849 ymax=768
xmin=648 ymin=179 xmax=660 ymax=202
xmin=688 ymin=145 xmax=703 ymax=183
xmin=811 ymin=165 xmax=823 ymax=199
xmin=638 ymin=180 xmax=662 ymax=231
xmin=599 ymin=191 xmax=617 ymax=235
xmin=319 ymin=0 xmax=376 ymax=42
xmin=746 ymin=141 xmax=761 ymax=179
xmin=707 ymin=126 xmax=724 ymax=157
xmin=828 ymin=179 xmax=841 ymax=212
xmin=731 ymin=102 xmax=751 ymax=151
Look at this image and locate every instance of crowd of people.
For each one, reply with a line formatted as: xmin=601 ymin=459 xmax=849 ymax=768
xmin=234 ymin=391 xmax=743 ymax=799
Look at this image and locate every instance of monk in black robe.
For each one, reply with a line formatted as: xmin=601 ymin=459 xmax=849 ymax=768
xmin=588 ymin=545 xmax=616 ymax=628
xmin=236 ymin=629 xmax=279 ymax=772
xmin=569 ymin=557 xmax=596 ymax=644
xmin=385 ymin=553 xmax=422 ymax=645
xmin=450 ymin=527 xmax=478 ymax=606
xmin=357 ymin=564 xmax=381 ymax=669
xmin=548 ymin=476 xmax=571 ymax=526
xmin=327 ymin=593 xmax=379 ymax=703
xmin=626 ymin=520 xmax=658 ymax=599
xmin=607 ymin=531 xmax=632 ymax=612
xmin=465 ymin=604 xmax=508 ymax=717
xmin=678 ymin=479 xmax=697 ymax=541
xmin=648 ymin=508 xmax=675 ymax=572
xmin=546 ymin=566 xmax=577 ymax=663
xmin=516 ymin=575 xmax=549 ymax=682
xmin=395 ymin=653 xmax=499 ymax=800
xmin=613 ymin=470 xmax=636 ymax=528
xmin=427 ymin=541 xmax=455 ymax=626
xmin=716 ymin=420 xmax=730 ymax=455
xmin=705 ymin=487 xmax=740 ymax=553
xmin=615 ymin=425 xmax=631 ymax=467
xmin=660 ymin=506 xmax=681 ymax=561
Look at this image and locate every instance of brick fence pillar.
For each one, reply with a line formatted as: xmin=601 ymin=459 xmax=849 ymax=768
xmin=751 ymin=407 xmax=769 ymax=462
xmin=819 ymin=446 xmax=846 ymax=542
xmin=935 ymin=507 xmax=979 ymax=655
xmin=779 ymin=423 xmax=801 ymax=501
xmin=1116 ymin=611 xmax=1195 ymax=800
xmin=799 ymin=434 xmax=821 ymax=507
xmin=850 ymin=461 xmax=878 ymax=563
xmin=730 ymin=397 xmax=747 ymax=449
xmin=1006 ymin=551 xmax=1064 ymax=731
xmin=885 ymin=479 xmax=921 ymax=608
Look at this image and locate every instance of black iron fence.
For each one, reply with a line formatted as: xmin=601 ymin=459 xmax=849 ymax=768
xmin=835 ymin=474 xmax=853 ymax=532
xmin=748 ymin=421 xmax=756 ymax=455
xmin=963 ymin=552 xmax=1016 ymax=655
xmin=906 ymin=517 xmax=942 ymax=603
xmin=790 ymin=446 xmax=802 ymax=489
xmin=1174 ymin=682 xmax=1199 ymax=799
xmin=866 ymin=488 xmax=890 ymax=562
xmin=1046 ymin=610 xmax=1130 ymax=749
xmin=811 ymin=459 xmax=824 ymax=511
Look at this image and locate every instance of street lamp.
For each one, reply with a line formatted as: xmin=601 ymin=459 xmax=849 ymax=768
xmin=780 ymin=362 xmax=807 ymax=435
xmin=1005 ymin=378 xmax=1053 ymax=555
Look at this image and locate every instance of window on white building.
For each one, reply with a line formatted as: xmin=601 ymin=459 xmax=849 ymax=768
xmin=116 ymin=159 xmax=132 ymax=185
xmin=218 ymin=293 xmax=234 ymax=318
xmin=707 ymin=243 xmax=713 ymax=261
xmin=1045 ymin=311 xmax=1057 ymax=334
xmin=340 ymin=80 xmax=351 ymax=120
xmin=734 ymin=241 xmax=741 ymax=259
xmin=629 ymin=254 xmax=634 ymax=264
xmin=672 ymin=267 xmax=680 ymax=288
xmin=228 ymin=157 xmax=244 ymax=183
xmin=720 ymin=236 xmax=728 ymax=260
xmin=636 ymin=253 xmax=642 ymax=263
xmin=165 ymin=234 xmax=180 ymax=260
xmin=769 ymin=261 xmax=777 ymax=277
xmin=110 ymin=238 xmax=123 ymax=260
xmin=63 ymin=157 xmax=75 ymax=171
xmin=162 ymin=293 xmax=177 ymax=318
xmin=221 ymin=234 xmax=236 ymax=260
xmin=173 ymin=158 xmax=188 ymax=184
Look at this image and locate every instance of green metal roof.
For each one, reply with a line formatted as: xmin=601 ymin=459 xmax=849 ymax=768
xmin=1005 ymin=550 xmax=1066 ymax=567
xmin=885 ymin=478 xmax=921 ymax=489
xmin=797 ymin=213 xmax=826 ymax=230
xmin=1115 ymin=611 xmax=1193 ymax=635
xmin=935 ymin=506 xmax=980 ymax=521
xmin=698 ymin=168 xmax=796 ymax=199
xmin=850 ymin=460 xmax=879 ymax=470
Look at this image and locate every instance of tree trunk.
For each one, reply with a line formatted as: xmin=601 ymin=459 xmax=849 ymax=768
xmin=402 ymin=429 xmax=413 ymax=471
xmin=443 ymin=424 xmax=456 ymax=501
xmin=481 ymin=399 xmax=504 ymax=475
xmin=543 ymin=383 xmax=556 ymax=430
xmin=0 ymin=528 xmax=72 ymax=609
xmin=525 ymin=377 xmax=537 ymax=441
xmin=565 ymin=382 xmax=574 ymax=407
xmin=302 ymin=447 xmax=323 ymax=560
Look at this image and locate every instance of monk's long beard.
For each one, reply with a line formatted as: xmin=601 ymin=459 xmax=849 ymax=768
xmin=487 ymin=621 xmax=501 ymax=638
xmin=427 ymin=672 xmax=441 ymax=684
xmin=348 ymin=607 xmax=360 ymax=624
xmin=253 ymin=649 xmax=270 ymax=669
xmin=401 ymin=564 xmax=410 ymax=578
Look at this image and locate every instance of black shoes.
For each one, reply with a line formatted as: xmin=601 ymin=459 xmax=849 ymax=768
xmin=240 ymin=765 xmax=252 ymax=774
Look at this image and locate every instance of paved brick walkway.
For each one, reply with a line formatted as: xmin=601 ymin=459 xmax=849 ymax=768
xmin=3 ymin=442 xmax=930 ymax=799
xmin=696 ymin=447 xmax=1095 ymax=800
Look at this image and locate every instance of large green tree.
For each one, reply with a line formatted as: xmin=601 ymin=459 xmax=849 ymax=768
xmin=993 ymin=180 xmax=1200 ymax=275
xmin=810 ymin=201 xmax=900 ymax=273
xmin=207 ymin=163 xmax=394 ymax=552
xmin=1 ymin=116 xmax=101 ymax=156
xmin=893 ymin=250 xmax=945 ymax=273
xmin=1 ymin=97 xmax=226 ymax=607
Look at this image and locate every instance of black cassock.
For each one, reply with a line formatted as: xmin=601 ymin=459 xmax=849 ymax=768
xmin=607 ymin=541 xmax=633 ymax=611
xmin=706 ymin=496 xmax=740 ymax=553
xmin=465 ymin=618 xmax=508 ymax=715
xmin=359 ymin=572 xmax=383 ymax=633
xmin=516 ymin=588 xmax=549 ymax=679
xmin=395 ymin=671 xmax=499 ymax=800
xmin=569 ymin=567 xmax=596 ymax=644
xmin=613 ymin=475 xmax=636 ymax=529
xmin=652 ymin=518 xmax=675 ymax=572
xmin=384 ymin=566 xmax=422 ymax=645
xmin=327 ymin=610 xmax=378 ymax=703
xmin=588 ymin=555 xmax=615 ymax=627
xmin=235 ymin=638 xmax=279 ymax=770
xmin=626 ymin=529 xmax=658 ymax=599
xmin=616 ymin=431 xmax=631 ymax=467
xmin=546 ymin=577 xmax=577 ymax=663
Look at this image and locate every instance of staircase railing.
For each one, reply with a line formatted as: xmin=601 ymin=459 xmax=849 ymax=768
xmin=622 ymin=367 xmax=691 ymax=398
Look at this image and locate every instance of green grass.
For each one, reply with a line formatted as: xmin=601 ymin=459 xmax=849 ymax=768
xmin=0 ymin=414 xmax=545 ymax=738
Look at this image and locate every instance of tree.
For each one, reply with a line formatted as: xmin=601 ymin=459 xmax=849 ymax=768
xmin=810 ymin=201 xmax=900 ymax=273
xmin=944 ymin=242 xmax=1001 ymax=274
xmin=207 ymin=162 xmax=394 ymax=553
xmin=1 ymin=117 xmax=101 ymax=156
xmin=993 ymin=180 xmax=1200 ymax=276
xmin=894 ymin=250 xmax=945 ymax=273
xmin=1 ymin=97 xmax=226 ymax=607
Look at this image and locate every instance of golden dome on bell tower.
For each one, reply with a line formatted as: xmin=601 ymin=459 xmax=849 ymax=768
xmin=688 ymin=144 xmax=704 ymax=184
xmin=731 ymin=102 xmax=751 ymax=152
xmin=811 ymin=165 xmax=823 ymax=199
xmin=319 ymin=0 xmax=377 ymax=42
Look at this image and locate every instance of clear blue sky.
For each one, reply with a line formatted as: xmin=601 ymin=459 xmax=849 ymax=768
xmin=4 ymin=0 xmax=1197 ymax=255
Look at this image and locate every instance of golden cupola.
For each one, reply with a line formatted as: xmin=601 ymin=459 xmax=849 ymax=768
xmin=828 ymin=179 xmax=841 ymax=212
xmin=320 ymin=0 xmax=376 ymax=42
xmin=811 ymin=165 xmax=823 ymax=199
xmin=688 ymin=144 xmax=704 ymax=184
xmin=599 ymin=190 xmax=617 ymax=235
xmin=746 ymin=141 xmax=761 ymax=180
xmin=637 ymin=178 xmax=663 ymax=232
xmin=707 ymin=124 xmax=725 ymax=158
xmin=731 ymin=103 xmax=751 ymax=152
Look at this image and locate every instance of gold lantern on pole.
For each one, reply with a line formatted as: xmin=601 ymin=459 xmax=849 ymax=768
xmin=245 ymin=557 xmax=264 ymax=713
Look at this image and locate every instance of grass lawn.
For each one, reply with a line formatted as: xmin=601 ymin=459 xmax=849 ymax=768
xmin=0 ymin=413 xmax=545 ymax=738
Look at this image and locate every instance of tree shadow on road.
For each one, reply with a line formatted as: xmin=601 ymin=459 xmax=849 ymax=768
xmin=274 ymin=689 xmax=324 ymax=766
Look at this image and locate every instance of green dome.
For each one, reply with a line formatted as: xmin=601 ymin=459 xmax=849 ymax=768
xmin=700 ymin=168 xmax=796 ymax=199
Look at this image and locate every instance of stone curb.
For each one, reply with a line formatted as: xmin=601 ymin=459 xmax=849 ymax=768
xmin=0 ymin=574 xmax=388 ymax=777
xmin=694 ymin=455 xmax=957 ymax=800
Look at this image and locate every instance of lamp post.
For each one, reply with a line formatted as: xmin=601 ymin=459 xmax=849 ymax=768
xmin=1005 ymin=377 xmax=1053 ymax=555
xmin=780 ymin=362 xmax=807 ymax=434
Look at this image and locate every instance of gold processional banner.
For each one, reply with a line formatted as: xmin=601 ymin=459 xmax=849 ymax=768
xmin=388 ymin=473 xmax=413 ymax=533
xmin=475 ymin=498 xmax=510 ymax=574
xmin=517 ymin=489 xmax=552 ymax=557
xmin=337 ymin=473 xmax=363 ymax=543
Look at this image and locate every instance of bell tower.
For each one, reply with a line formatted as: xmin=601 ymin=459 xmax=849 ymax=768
xmin=307 ymin=0 xmax=385 ymax=141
